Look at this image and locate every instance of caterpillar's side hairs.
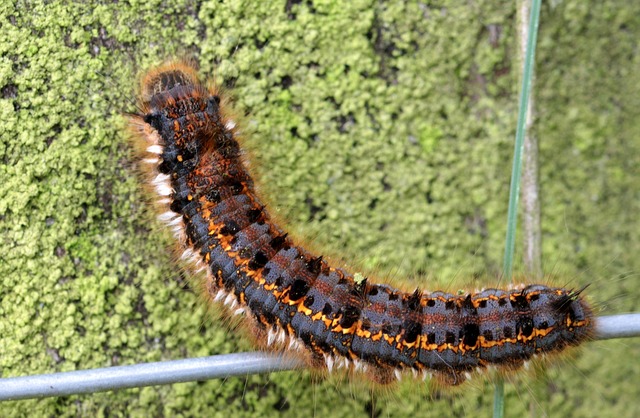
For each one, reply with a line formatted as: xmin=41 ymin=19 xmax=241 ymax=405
xmin=128 ymin=60 xmax=594 ymax=386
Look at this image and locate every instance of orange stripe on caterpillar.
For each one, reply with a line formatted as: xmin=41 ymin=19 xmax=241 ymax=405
xmin=128 ymin=60 xmax=594 ymax=386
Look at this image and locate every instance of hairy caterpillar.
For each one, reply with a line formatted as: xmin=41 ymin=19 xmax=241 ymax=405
xmin=128 ymin=60 xmax=593 ymax=387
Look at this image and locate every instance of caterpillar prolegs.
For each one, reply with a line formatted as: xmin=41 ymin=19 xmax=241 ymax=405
xmin=129 ymin=60 xmax=593 ymax=386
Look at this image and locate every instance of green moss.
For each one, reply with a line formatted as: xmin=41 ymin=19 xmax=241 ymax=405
xmin=1 ymin=0 xmax=639 ymax=416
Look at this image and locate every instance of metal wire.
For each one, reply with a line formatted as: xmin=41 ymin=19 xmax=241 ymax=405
xmin=594 ymin=313 xmax=640 ymax=340
xmin=1 ymin=313 xmax=638 ymax=402
xmin=0 ymin=352 xmax=303 ymax=402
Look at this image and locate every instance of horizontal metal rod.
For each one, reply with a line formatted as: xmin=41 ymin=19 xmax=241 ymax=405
xmin=1 ymin=313 xmax=638 ymax=402
xmin=593 ymin=313 xmax=640 ymax=340
xmin=0 ymin=352 xmax=304 ymax=402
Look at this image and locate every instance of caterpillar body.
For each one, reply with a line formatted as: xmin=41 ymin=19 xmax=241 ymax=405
xmin=129 ymin=61 xmax=593 ymax=386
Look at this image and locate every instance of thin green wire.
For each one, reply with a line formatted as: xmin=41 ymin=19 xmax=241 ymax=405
xmin=493 ymin=1 xmax=542 ymax=417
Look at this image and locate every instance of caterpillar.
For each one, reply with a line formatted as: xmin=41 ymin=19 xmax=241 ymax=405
xmin=128 ymin=60 xmax=593 ymax=387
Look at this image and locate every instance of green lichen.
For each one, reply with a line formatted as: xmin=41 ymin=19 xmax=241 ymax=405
xmin=1 ymin=0 xmax=639 ymax=416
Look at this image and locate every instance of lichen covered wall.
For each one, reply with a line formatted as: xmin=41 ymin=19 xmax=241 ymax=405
xmin=1 ymin=1 xmax=638 ymax=416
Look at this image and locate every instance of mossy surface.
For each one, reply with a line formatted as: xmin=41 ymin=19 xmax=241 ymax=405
xmin=1 ymin=1 xmax=638 ymax=416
